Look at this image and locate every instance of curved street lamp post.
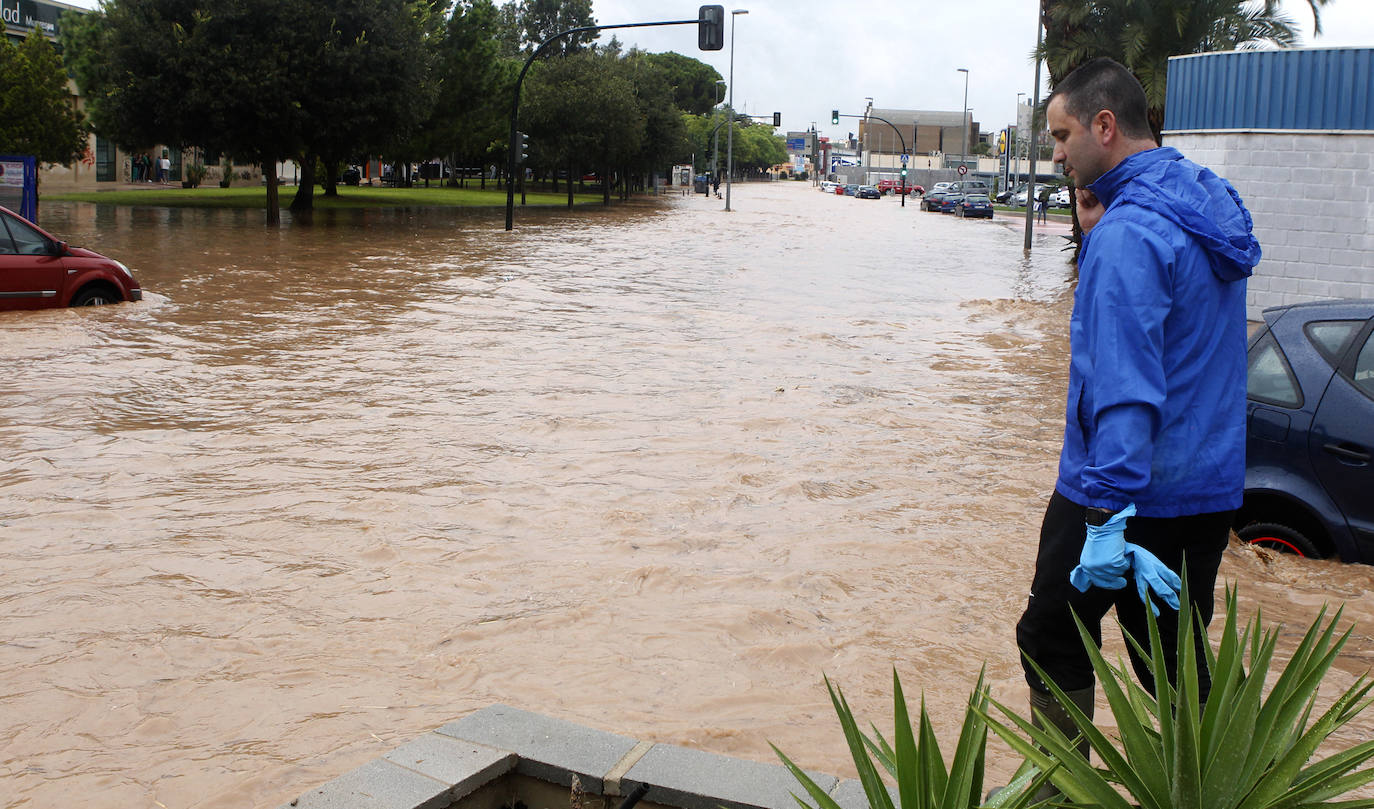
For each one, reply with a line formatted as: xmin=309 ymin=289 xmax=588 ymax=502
xmin=725 ymin=9 xmax=748 ymax=212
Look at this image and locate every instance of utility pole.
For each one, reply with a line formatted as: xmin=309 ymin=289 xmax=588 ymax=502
xmin=1024 ymin=1 xmax=1044 ymax=249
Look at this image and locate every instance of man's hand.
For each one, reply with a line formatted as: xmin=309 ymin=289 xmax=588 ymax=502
xmin=1069 ymin=504 xmax=1135 ymax=592
xmin=1075 ymin=186 xmax=1104 ymax=233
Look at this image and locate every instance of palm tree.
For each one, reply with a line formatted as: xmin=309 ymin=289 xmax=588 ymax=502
xmin=1040 ymin=0 xmax=1334 ymax=142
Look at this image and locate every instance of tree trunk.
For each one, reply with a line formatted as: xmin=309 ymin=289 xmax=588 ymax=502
xmin=290 ymin=155 xmax=316 ymax=211
xmin=263 ymin=158 xmax=281 ymax=226
xmin=567 ymin=159 xmax=575 ymax=208
xmin=602 ymin=165 xmax=611 ymax=206
xmin=322 ymin=159 xmax=340 ymax=197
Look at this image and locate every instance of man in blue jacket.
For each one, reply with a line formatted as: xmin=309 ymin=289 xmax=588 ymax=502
xmin=1015 ymin=58 xmax=1261 ymax=753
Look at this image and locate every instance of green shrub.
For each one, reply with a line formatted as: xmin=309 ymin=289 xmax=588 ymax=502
xmin=983 ymin=585 xmax=1374 ymax=809
xmin=774 ymin=669 xmax=1046 ymax=809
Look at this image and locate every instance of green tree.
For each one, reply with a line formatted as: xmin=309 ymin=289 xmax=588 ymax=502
xmin=291 ymin=0 xmax=440 ymax=208
xmin=522 ymin=48 xmax=640 ymax=205
xmin=639 ymin=51 xmax=724 ymax=116
xmin=64 ymin=0 xmax=437 ymax=223
xmin=412 ymin=0 xmax=511 ymax=188
xmin=517 ymin=0 xmax=595 ymax=54
xmin=0 ymin=27 xmax=88 ymax=166
xmin=1040 ymin=0 xmax=1335 ymax=141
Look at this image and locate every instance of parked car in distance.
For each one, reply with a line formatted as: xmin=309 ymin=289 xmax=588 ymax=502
xmin=1052 ymin=186 xmax=1072 ymax=207
xmin=842 ymin=184 xmax=858 ymax=196
xmin=997 ymin=183 xmax=1025 ymax=203
xmin=819 ymin=181 xmax=838 ymax=194
xmin=1240 ymin=298 xmax=1374 ymax=563
xmin=856 ymin=185 xmax=881 ymax=199
xmin=950 ymin=180 xmax=991 ymax=195
xmin=955 ymin=193 xmax=994 ymax=218
xmin=936 ymin=192 xmax=965 ymax=213
xmin=0 ymin=205 xmax=142 ymax=311
xmin=922 ymin=189 xmax=949 ymax=211
xmin=875 ymin=179 xmax=920 ymax=196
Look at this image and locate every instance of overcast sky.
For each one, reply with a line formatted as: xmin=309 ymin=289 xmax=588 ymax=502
xmin=59 ymin=0 xmax=1374 ymax=142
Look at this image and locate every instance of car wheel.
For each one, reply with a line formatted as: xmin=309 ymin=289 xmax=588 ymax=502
xmin=1237 ymin=522 xmax=1321 ymax=558
xmin=71 ymin=287 xmax=118 ymax=306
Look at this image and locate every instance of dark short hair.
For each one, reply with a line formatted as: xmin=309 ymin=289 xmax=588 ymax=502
xmin=1049 ymin=58 xmax=1153 ymax=141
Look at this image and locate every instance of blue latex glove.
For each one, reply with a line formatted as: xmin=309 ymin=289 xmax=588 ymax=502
xmin=1069 ymin=503 xmax=1136 ymax=593
xmin=1123 ymin=543 xmax=1182 ymax=615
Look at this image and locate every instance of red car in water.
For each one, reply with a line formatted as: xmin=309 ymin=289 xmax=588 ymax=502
xmin=0 ymin=205 xmax=142 ymax=311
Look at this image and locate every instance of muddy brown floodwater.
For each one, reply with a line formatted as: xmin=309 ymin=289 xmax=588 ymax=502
xmin=3 ymin=183 xmax=1372 ymax=808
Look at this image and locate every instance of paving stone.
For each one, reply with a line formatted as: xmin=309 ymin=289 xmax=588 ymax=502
xmin=437 ymin=704 xmax=638 ymax=793
xmin=278 ymin=758 xmax=451 ymax=809
xmin=621 ymin=743 xmax=837 ymax=809
xmin=829 ymin=778 xmax=897 ymax=809
xmin=383 ymin=733 xmax=516 ymax=798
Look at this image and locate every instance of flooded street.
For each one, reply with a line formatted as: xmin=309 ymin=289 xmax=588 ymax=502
xmin=4 ymin=183 xmax=1373 ymax=808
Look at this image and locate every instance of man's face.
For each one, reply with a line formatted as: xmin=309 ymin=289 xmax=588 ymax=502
xmin=1047 ymin=95 xmax=1109 ymax=187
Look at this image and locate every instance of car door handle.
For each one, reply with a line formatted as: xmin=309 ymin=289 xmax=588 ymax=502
xmin=1323 ymin=443 xmax=1372 ymax=464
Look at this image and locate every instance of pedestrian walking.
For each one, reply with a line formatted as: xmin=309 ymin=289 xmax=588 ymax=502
xmin=158 ymin=153 xmax=171 ymax=184
xmin=1013 ymin=57 xmax=1260 ymax=792
xmin=1035 ymin=185 xmax=1049 ymax=223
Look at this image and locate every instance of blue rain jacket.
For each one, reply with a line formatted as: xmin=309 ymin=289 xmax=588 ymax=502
xmin=1055 ymin=147 xmax=1261 ymax=518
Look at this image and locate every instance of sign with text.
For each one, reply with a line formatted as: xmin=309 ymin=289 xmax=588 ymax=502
xmin=0 ymin=155 xmax=37 ymax=220
xmin=1 ymin=0 xmax=65 ymax=39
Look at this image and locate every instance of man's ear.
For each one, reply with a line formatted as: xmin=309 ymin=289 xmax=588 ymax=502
xmin=1094 ymin=109 xmax=1117 ymax=145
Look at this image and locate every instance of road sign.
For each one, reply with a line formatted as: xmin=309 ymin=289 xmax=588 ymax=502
xmin=900 ymin=153 xmax=909 ymax=165
xmin=958 ymin=165 xmax=968 ymax=176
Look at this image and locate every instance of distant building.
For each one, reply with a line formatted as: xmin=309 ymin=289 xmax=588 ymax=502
xmin=858 ymin=104 xmax=979 ymax=172
xmin=1164 ymin=47 xmax=1374 ymax=316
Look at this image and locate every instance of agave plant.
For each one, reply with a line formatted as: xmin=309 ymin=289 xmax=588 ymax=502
xmin=982 ymin=584 xmax=1374 ymax=809
xmin=774 ymin=668 xmax=1051 ymax=809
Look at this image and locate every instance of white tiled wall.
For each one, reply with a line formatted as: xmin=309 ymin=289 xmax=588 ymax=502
xmin=1164 ymin=132 xmax=1374 ymax=319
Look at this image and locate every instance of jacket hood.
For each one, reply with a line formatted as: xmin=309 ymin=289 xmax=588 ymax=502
xmin=1089 ymin=147 xmax=1260 ymax=281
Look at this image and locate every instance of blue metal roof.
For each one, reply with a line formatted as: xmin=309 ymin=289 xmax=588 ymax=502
xmin=1165 ymin=47 xmax=1374 ymax=132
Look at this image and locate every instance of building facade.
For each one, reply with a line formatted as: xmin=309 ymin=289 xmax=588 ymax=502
xmin=1163 ymin=47 xmax=1374 ymax=318
xmin=859 ymin=105 xmax=978 ymax=170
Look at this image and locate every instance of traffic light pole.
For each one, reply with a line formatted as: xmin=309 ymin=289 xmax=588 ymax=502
xmin=505 ymin=16 xmax=709 ymax=231
xmin=833 ymin=111 xmax=909 ymax=206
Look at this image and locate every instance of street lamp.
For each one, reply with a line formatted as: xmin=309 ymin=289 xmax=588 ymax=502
xmin=725 ymin=8 xmax=748 ymax=212
xmin=1015 ymin=91 xmax=1026 ymax=189
xmin=863 ymin=96 xmax=873 ymax=185
xmin=711 ymin=79 xmax=726 ymax=184
xmin=957 ymin=68 xmax=969 ymax=175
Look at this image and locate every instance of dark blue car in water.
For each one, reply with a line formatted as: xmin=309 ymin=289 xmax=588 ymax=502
xmin=1240 ymin=299 xmax=1374 ymax=563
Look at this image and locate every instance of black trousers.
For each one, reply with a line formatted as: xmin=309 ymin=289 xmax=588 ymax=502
xmin=1016 ymin=490 xmax=1232 ymax=695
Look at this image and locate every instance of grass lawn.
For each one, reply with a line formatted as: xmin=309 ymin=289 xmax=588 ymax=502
xmin=46 ymin=184 xmax=609 ymax=209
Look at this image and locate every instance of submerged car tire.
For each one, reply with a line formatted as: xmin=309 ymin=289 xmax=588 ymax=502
xmin=71 ymin=286 xmax=118 ymax=306
xmin=1237 ymin=522 xmax=1321 ymax=558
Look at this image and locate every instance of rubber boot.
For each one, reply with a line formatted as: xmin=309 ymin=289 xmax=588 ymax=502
xmin=1030 ymin=686 xmax=1095 ymax=802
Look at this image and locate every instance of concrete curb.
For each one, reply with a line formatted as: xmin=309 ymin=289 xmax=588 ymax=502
xmin=278 ymin=705 xmax=877 ymax=809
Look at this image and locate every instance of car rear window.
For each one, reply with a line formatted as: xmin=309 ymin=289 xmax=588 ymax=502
xmin=1305 ymin=320 xmax=1363 ymax=366
xmin=1354 ymin=331 xmax=1374 ymax=399
xmin=1248 ymin=331 xmax=1302 ymax=408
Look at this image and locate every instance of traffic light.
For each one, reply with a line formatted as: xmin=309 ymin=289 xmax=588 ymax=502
xmin=516 ymin=131 xmax=529 ymax=163
xmin=900 ymin=167 xmax=908 ymax=178
xmin=698 ymin=5 xmax=724 ymax=50
xmin=772 ymin=112 xmax=781 ymax=127
xmin=831 ymin=110 xmax=839 ymax=125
